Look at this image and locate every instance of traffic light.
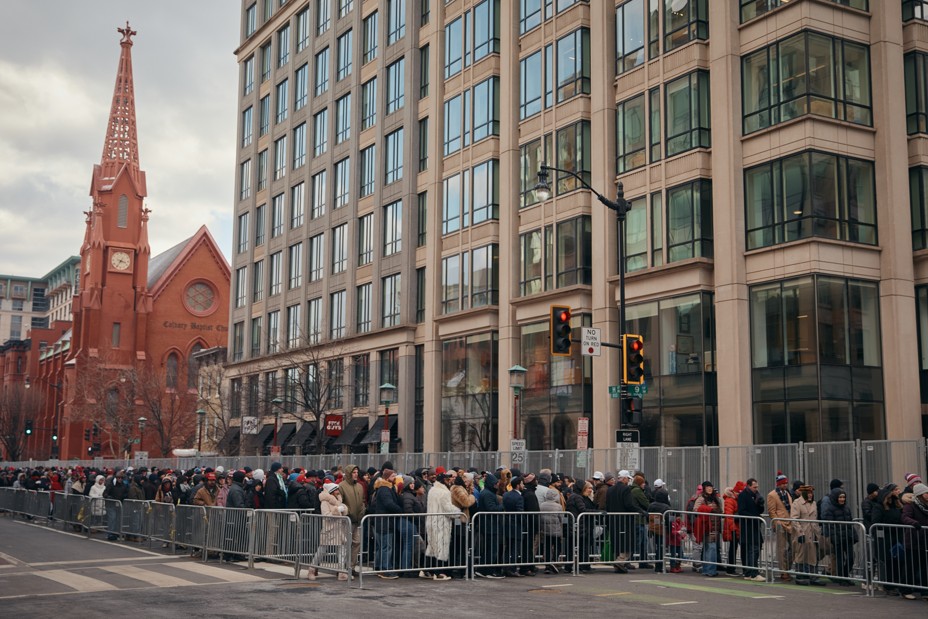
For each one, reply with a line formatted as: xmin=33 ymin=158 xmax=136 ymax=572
xmin=52 ymin=429 xmax=58 ymax=442
xmin=550 ymin=305 xmax=572 ymax=356
xmin=621 ymin=396 xmax=643 ymax=427
xmin=623 ymin=334 xmax=645 ymax=385
xmin=24 ymin=420 xmax=33 ymax=436
xmin=84 ymin=429 xmax=91 ymax=441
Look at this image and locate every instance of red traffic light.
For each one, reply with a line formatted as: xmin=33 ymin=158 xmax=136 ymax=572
xmin=559 ymin=310 xmax=570 ymax=322
xmin=629 ymin=338 xmax=643 ymax=353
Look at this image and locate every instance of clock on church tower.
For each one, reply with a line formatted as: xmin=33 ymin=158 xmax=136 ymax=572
xmin=108 ymin=249 xmax=132 ymax=272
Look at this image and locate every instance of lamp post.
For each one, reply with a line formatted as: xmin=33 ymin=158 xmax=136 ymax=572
xmin=137 ymin=416 xmax=147 ymax=456
xmin=271 ymin=397 xmax=283 ymax=454
xmin=508 ymin=365 xmax=527 ymax=440
xmin=378 ymin=383 xmax=396 ymax=455
xmin=196 ymin=408 xmax=206 ymax=455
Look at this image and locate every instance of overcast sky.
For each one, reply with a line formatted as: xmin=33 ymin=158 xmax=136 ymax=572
xmin=0 ymin=1 xmax=240 ymax=277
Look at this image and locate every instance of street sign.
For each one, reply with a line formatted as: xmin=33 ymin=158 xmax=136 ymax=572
xmin=628 ymin=384 xmax=648 ymax=396
xmin=381 ymin=429 xmax=390 ymax=444
xmin=380 ymin=441 xmax=389 ymax=454
xmin=609 ymin=385 xmax=622 ymax=398
xmin=615 ymin=429 xmax=640 ymax=472
xmin=576 ymin=450 xmax=587 ymax=468
xmin=581 ymin=327 xmax=602 ymax=357
xmin=270 ymin=446 xmax=281 ymax=457
xmin=132 ymin=438 xmax=140 ymax=444
xmin=510 ymin=438 xmax=526 ymax=465
xmin=134 ymin=451 xmax=148 ymax=462
xmin=576 ymin=417 xmax=589 ymax=450
xmin=242 ymin=416 xmax=259 ymax=435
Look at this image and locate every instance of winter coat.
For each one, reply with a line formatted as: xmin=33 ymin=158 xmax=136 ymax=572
xmin=287 ymin=481 xmax=313 ymax=510
xmin=264 ymin=472 xmax=288 ymax=510
xmin=736 ymin=487 xmax=765 ymax=543
xmin=722 ymin=494 xmax=740 ymax=542
xmin=860 ymin=497 xmax=879 ymax=531
xmin=821 ymin=489 xmax=858 ymax=544
xmin=502 ymin=488 xmax=525 ymax=537
xmin=790 ymin=494 xmax=820 ymax=565
xmin=540 ymin=488 xmax=564 ymax=537
xmin=103 ymin=477 xmax=129 ymax=502
xmin=425 ymin=482 xmax=460 ymax=562
xmin=371 ymin=478 xmax=403 ymax=518
xmin=318 ymin=488 xmax=349 ymax=545
xmin=605 ymin=481 xmax=630 ymax=513
xmin=900 ymin=498 xmax=928 ymax=549
xmin=630 ymin=485 xmax=650 ymax=523
xmin=194 ymin=485 xmax=217 ymax=507
xmin=766 ymin=487 xmax=793 ymax=532
xmin=566 ymin=491 xmax=595 ymax=519
xmin=450 ymin=482 xmax=476 ymax=523
xmin=226 ymin=481 xmax=247 ymax=509
xmin=89 ymin=480 xmax=106 ymax=516
xmin=128 ymin=482 xmax=146 ymax=502
xmin=647 ymin=497 xmax=671 ymax=537
xmin=338 ymin=466 xmax=366 ymax=525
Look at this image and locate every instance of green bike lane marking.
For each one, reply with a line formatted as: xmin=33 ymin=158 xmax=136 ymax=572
xmin=725 ymin=578 xmax=864 ymax=595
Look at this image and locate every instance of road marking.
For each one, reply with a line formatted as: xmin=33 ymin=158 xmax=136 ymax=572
xmin=34 ymin=569 xmax=117 ymax=592
xmin=99 ymin=564 xmax=192 ymax=587
xmin=632 ymin=579 xmax=778 ymax=598
xmin=661 ymin=601 xmax=697 ymax=606
xmin=0 ymin=551 xmax=26 ymax=567
xmin=30 ymin=556 xmax=180 ymax=567
xmin=542 ymin=584 xmax=573 ymax=588
xmin=752 ymin=595 xmax=785 ymax=599
xmin=13 ymin=521 xmax=165 ymax=556
xmin=168 ymin=561 xmax=266 ymax=583
xmin=595 ymin=592 xmax=631 ymax=597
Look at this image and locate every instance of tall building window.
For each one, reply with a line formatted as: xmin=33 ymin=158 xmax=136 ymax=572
xmin=250 ymin=316 xmax=262 ymax=357
xmin=271 ymin=193 xmax=285 ymax=237
xmin=664 ymin=0 xmax=708 ymax=51
xmin=744 ymin=31 xmax=872 ymax=135
xmin=471 ymin=244 xmax=498 ymax=307
xmin=358 ymin=213 xmax=374 ymax=265
xmin=237 ymin=212 xmax=250 ymax=253
xmin=443 ymin=91 xmax=470 ymax=156
xmin=519 ymin=226 xmax=553 ymax=295
xmin=240 ymin=159 xmax=252 ymax=200
xmin=252 ymin=259 xmax=265 ymax=302
xmin=904 ymin=0 xmax=927 ymax=21
xmin=337 ymin=29 xmax=353 ymax=80
xmin=294 ymin=63 xmax=308 ymax=110
xmin=616 ymin=0 xmax=644 ymax=74
xmin=387 ymin=0 xmax=406 ymax=45
xmin=666 ymin=179 xmax=713 ymax=262
xmin=312 ymin=169 xmax=327 ymax=219
xmin=382 ymin=273 xmax=401 ymax=327
xmin=556 ymin=28 xmax=590 ymax=102
xmin=354 ymin=354 xmax=370 ymax=406
xmin=330 ymin=290 xmax=346 ymax=339
xmin=334 ymin=158 xmax=350 ymax=208
xmin=296 ymin=7 xmax=310 ymax=51
xmin=286 ymin=303 xmax=302 ymax=348
xmin=744 ymin=151 xmax=876 ymax=250
xmin=339 ymin=0 xmax=353 ymax=18
xmin=277 ymin=24 xmax=290 ymax=67
xmin=555 ymin=120 xmax=591 ymax=194
xmin=292 ymin=123 xmax=306 ymax=169
xmin=275 ymin=79 xmax=289 ymax=123
xmin=442 ymin=170 xmax=467 ymax=235
xmin=332 ymin=223 xmax=348 ymax=273
xmin=444 ymin=15 xmax=464 ymax=78
xmin=386 ymin=58 xmax=405 ymax=114
xmin=360 ymin=145 xmax=376 ymax=196
xmin=441 ymin=254 xmax=461 ymax=313
xmin=472 ymin=159 xmax=499 ymax=224
xmin=616 ymin=94 xmax=646 ymax=174
xmin=307 ymin=298 xmax=322 ymax=344
xmin=317 ymin=0 xmax=331 ymax=34
xmin=245 ymin=4 xmax=257 ymax=37
xmin=261 ymin=42 xmax=272 ymax=82
xmin=274 ymin=136 xmax=287 ymax=180
xmin=519 ymin=0 xmax=543 ymax=34
xmin=519 ymin=51 xmax=542 ymax=119
xmin=474 ymin=0 xmax=500 ymax=61
xmin=419 ymin=44 xmax=430 ymax=98
xmin=361 ymin=78 xmax=377 ymax=129
xmin=416 ymin=267 xmax=426 ymax=322
xmin=290 ymin=182 xmax=305 ymax=228
xmin=288 ymin=242 xmax=303 ymax=289
xmin=235 ymin=267 xmax=247 ymax=308
xmin=257 ymin=150 xmax=268 ymax=191
xmin=357 ymin=283 xmax=372 ymax=332
xmin=911 ymin=167 xmax=928 ymax=250
xmin=906 ymin=52 xmax=928 ymax=134
xmin=519 ymin=134 xmax=551 ymax=208
xmin=242 ymin=106 xmax=253 ymax=147
xmin=315 ymin=47 xmax=330 ymax=96
xmin=743 ymin=0 xmax=868 ymax=24
xmin=363 ymin=11 xmax=378 ymax=64
xmin=255 ymin=204 xmax=266 ymax=246
xmin=385 ymin=129 xmax=404 ymax=184
xmin=309 ymin=234 xmax=325 ymax=281
xmin=417 ymin=191 xmax=428 ymax=246
xmin=418 ymin=117 xmax=429 ymax=172
xmin=383 ymin=200 xmax=403 ymax=256
xmin=665 ymin=70 xmax=710 ymax=156
xmin=259 ymin=95 xmax=270 ymax=136
xmin=335 ymin=94 xmax=351 ymax=144
xmin=556 ymin=215 xmax=592 ymax=287
xmin=314 ymin=109 xmax=329 ymax=156
xmin=267 ymin=310 xmax=280 ymax=353
xmin=472 ymin=77 xmax=499 ymax=142
xmin=269 ymin=251 xmax=282 ymax=295
xmin=232 ymin=323 xmax=244 ymax=361
xmin=623 ymin=196 xmax=648 ymax=272
xmin=243 ymin=56 xmax=255 ymax=95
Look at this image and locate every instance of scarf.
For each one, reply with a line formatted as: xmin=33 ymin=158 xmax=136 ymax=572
xmin=915 ymin=498 xmax=928 ymax=518
xmin=776 ymin=488 xmax=791 ymax=510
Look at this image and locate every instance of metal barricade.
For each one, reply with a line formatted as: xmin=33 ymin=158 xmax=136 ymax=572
xmin=471 ymin=511 xmax=575 ymax=579
xmin=203 ymin=506 xmax=253 ymax=562
xmin=0 ymin=488 xmax=13 ymax=513
xmin=770 ymin=517 xmax=868 ymax=590
xmin=149 ymin=501 xmax=176 ymax=550
xmin=249 ymin=509 xmax=308 ymax=572
xmin=575 ymin=511 xmax=644 ymax=572
xmin=35 ymin=491 xmax=51 ymax=519
xmin=175 ymin=504 xmax=208 ymax=555
xmin=869 ymin=523 xmax=928 ymax=598
xmin=121 ymin=499 xmax=150 ymax=540
xmin=298 ymin=513 xmax=352 ymax=582
xmin=662 ymin=510 xmax=769 ymax=579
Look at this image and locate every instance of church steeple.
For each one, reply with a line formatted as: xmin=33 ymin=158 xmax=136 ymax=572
xmin=96 ymin=22 xmax=145 ymax=195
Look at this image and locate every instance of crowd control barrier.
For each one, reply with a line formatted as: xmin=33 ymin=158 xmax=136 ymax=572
xmin=298 ymin=513 xmax=352 ymax=583
xmin=662 ymin=510 xmax=770 ymax=579
xmin=769 ymin=517 xmax=868 ymax=587
xmin=868 ymin=523 xmax=928 ymax=597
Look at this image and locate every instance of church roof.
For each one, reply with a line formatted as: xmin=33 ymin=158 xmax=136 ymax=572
xmin=147 ymin=234 xmax=194 ymax=289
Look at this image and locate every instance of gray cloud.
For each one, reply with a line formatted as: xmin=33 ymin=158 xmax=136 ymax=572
xmin=0 ymin=1 xmax=238 ymax=277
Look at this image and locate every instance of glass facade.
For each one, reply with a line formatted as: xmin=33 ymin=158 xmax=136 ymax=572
xmin=441 ymin=332 xmax=499 ymax=452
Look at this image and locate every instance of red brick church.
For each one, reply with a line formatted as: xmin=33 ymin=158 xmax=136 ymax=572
xmin=21 ymin=24 xmax=230 ymax=460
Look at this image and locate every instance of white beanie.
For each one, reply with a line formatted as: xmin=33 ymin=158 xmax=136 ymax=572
xmin=252 ymin=469 xmax=265 ymax=482
xmin=324 ymin=482 xmax=339 ymax=494
xmin=215 ymin=466 xmax=225 ymax=474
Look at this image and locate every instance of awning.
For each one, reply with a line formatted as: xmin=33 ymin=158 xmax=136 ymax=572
xmin=277 ymin=423 xmax=297 ymax=448
xmin=332 ymin=416 xmax=369 ymax=446
xmin=256 ymin=423 xmax=276 ymax=445
xmin=216 ymin=427 xmax=240 ymax=452
xmin=290 ymin=422 xmax=316 ymax=447
xmin=358 ymin=415 xmax=397 ymax=445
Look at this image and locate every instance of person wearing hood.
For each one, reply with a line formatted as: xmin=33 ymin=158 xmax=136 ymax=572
xmin=89 ymin=474 xmax=106 ymax=522
xmin=401 ymin=477 xmax=426 ymax=570
xmin=539 ymin=487 xmax=564 ymax=574
xmin=820 ymin=487 xmax=857 ymax=586
xmin=900 ymin=483 xmax=928 ymax=599
xmin=338 ymin=464 xmax=366 ymax=574
xmin=722 ymin=484 xmax=742 ymax=575
xmin=308 ymin=482 xmax=350 ymax=581
xmin=567 ymin=480 xmax=598 ymax=573
xmin=265 ymin=462 xmax=288 ymax=510
xmin=872 ymin=483 xmax=908 ymax=597
xmin=647 ymin=480 xmax=672 ymax=573
xmin=474 ymin=472 xmax=504 ymax=578
xmin=861 ymin=483 xmax=881 ymax=531
xmin=790 ymin=484 xmax=825 ymax=586
xmin=369 ymin=468 xmax=404 ymax=578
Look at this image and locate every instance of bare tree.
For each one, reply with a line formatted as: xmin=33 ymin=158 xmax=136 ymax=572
xmin=130 ymin=363 xmax=198 ymax=457
xmin=447 ymin=382 xmax=497 ymax=453
xmin=69 ymin=354 xmax=140 ymax=457
xmin=0 ymin=385 xmax=42 ymax=461
xmin=194 ymin=360 xmax=238 ymax=456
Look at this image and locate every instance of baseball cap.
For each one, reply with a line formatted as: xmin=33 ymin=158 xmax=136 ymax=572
xmin=653 ymin=479 xmax=666 ymax=488
xmin=592 ymin=471 xmax=604 ymax=480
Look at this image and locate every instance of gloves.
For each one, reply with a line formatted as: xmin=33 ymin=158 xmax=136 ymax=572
xmin=797 ymin=535 xmax=806 ymax=544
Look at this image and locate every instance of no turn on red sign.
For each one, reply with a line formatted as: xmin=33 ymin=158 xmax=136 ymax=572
xmin=581 ymin=327 xmax=601 ymax=357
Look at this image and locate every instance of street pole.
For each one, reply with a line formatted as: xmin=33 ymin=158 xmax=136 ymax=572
xmin=378 ymin=383 xmax=396 ymax=455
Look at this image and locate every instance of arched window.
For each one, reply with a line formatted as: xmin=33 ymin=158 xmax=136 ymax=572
xmin=166 ymin=353 xmax=179 ymax=389
xmin=117 ymin=195 xmax=128 ymax=228
xmin=188 ymin=343 xmax=204 ymax=389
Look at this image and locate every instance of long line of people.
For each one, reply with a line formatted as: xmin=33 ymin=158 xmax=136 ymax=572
xmin=2 ymin=464 xmax=927 ymax=601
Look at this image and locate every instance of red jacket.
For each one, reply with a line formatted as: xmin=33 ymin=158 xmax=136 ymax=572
xmin=723 ymin=495 xmax=740 ymax=541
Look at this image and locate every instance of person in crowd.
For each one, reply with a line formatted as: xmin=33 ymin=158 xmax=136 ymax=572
xmin=424 ymin=471 xmax=458 ymax=581
xmin=540 ymin=486 xmax=564 ymax=574
xmin=308 ymin=482 xmax=350 ymax=581
xmin=872 ymin=483 xmax=908 ymax=597
xmin=903 ymin=473 xmax=923 ymax=497
xmin=520 ymin=473 xmax=540 ymax=577
xmin=264 ymin=462 xmax=288 ymax=510
xmin=861 ymin=483 xmax=881 ymax=531
xmin=474 ymin=472 xmax=504 ymax=579
xmin=338 ymin=465 xmax=366 ymax=575
xmin=820 ymin=487 xmax=857 ymax=586
xmin=370 ymin=468 xmax=402 ymax=579
xmin=449 ymin=472 xmax=476 ymax=578
xmin=194 ymin=473 xmax=218 ymax=507
xmin=737 ymin=478 xmax=765 ymax=581
xmin=685 ymin=483 xmax=703 ymax=571
xmin=767 ymin=472 xmax=793 ymax=581
xmin=647 ymin=479 xmax=672 ymax=574
xmin=722 ymin=483 xmax=742 ymax=575
xmin=89 ymin=474 xmax=106 ymax=526
xmin=102 ymin=469 xmax=129 ymax=540
xmin=630 ymin=474 xmax=651 ymax=569
xmin=790 ymin=484 xmax=825 ymax=586
xmin=226 ymin=471 xmax=247 ymax=509
xmin=693 ymin=481 xmax=723 ymax=577
xmin=566 ymin=479 xmax=597 ymax=573
xmin=401 ymin=476 xmax=427 ymax=572
xmin=501 ymin=476 xmax=525 ymax=578
xmin=900 ymin=482 xmax=928 ymax=599
xmin=605 ymin=470 xmax=635 ymax=573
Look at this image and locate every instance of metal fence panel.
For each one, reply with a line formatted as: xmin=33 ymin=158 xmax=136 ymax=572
xmin=149 ymin=502 xmax=176 ymax=550
xmin=663 ymin=510 xmax=769 ymax=579
xmin=869 ymin=523 xmax=928 ymax=596
xmin=203 ymin=506 xmax=252 ymax=562
xmin=299 ymin=513 xmax=352 ymax=582
xmin=121 ymin=500 xmax=150 ymax=539
xmin=575 ymin=512 xmax=640 ymax=570
xmin=860 ymin=440 xmax=923 ymax=499
xmin=662 ymin=447 xmax=704 ymax=509
xmin=175 ymin=504 xmax=208 ymax=554
xmin=249 ymin=509 xmax=309 ymax=573
xmin=358 ymin=512 xmax=446 ymax=586
xmin=471 ymin=511 xmax=575 ymax=578
xmin=801 ymin=442 xmax=860 ymax=517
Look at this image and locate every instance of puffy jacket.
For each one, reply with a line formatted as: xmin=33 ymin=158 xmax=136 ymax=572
xmin=820 ymin=488 xmax=857 ymax=543
xmin=226 ymin=481 xmax=247 ymax=509
xmin=722 ymin=494 xmax=740 ymax=542
xmin=540 ymin=488 xmax=564 ymax=537
xmin=450 ymin=481 xmax=476 ymax=522
xmin=338 ymin=465 xmax=366 ymax=525
xmin=370 ymin=477 xmax=403 ymax=515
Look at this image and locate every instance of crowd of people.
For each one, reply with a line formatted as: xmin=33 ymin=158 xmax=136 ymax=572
xmin=1 ymin=463 xmax=926 ymax=599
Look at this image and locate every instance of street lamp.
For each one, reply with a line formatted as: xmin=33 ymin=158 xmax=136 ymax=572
xmin=379 ymin=383 xmax=396 ymax=454
xmin=137 ymin=416 xmax=147 ymax=454
xmin=196 ymin=408 xmax=206 ymax=455
xmin=271 ymin=397 xmax=283 ymax=453
xmin=508 ymin=365 xmax=527 ymax=440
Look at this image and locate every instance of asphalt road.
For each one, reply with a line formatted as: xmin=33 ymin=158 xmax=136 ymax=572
xmin=0 ymin=513 xmax=926 ymax=619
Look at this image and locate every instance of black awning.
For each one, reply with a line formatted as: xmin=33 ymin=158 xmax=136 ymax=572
xmin=277 ymin=423 xmax=297 ymax=448
xmin=358 ymin=415 xmax=397 ymax=445
xmin=290 ymin=422 xmax=316 ymax=447
xmin=217 ymin=428 xmax=240 ymax=452
xmin=256 ymin=423 xmax=276 ymax=445
xmin=332 ymin=416 xmax=369 ymax=446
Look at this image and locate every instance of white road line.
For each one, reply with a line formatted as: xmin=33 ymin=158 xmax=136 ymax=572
xmin=661 ymin=601 xmax=698 ymax=606
xmin=33 ymin=569 xmax=117 ymax=592
xmin=0 ymin=551 xmax=26 ymax=567
xmin=168 ymin=562 xmax=265 ymax=583
xmin=30 ymin=556 xmax=180 ymax=567
xmin=752 ymin=595 xmax=784 ymax=599
xmin=99 ymin=564 xmax=193 ymax=587
xmin=249 ymin=562 xmax=298 ymax=576
xmin=541 ymin=584 xmax=573 ymax=588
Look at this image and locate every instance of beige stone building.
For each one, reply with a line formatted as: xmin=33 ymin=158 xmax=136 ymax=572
xmin=226 ymin=0 xmax=926 ymax=455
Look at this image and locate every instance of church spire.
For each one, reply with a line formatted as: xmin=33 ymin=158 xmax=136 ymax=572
xmin=99 ymin=22 xmax=141 ymax=184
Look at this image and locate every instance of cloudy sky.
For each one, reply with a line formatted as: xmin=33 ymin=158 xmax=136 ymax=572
xmin=0 ymin=1 xmax=240 ymax=277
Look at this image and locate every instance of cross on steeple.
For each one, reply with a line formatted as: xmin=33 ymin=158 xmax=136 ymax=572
xmin=118 ymin=21 xmax=136 ymax=45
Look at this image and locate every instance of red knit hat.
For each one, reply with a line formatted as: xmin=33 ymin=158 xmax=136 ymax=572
xmin=776 ymin=471 xmax=788 ymax=485
xmin=733 ymin=481 xmax=746 ymax=494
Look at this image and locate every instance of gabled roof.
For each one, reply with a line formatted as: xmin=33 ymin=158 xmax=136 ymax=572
xmin=147 ymin=235 xmax=192 ymax=289
xmin=147 ymin=225 xmax=231 ymax=297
